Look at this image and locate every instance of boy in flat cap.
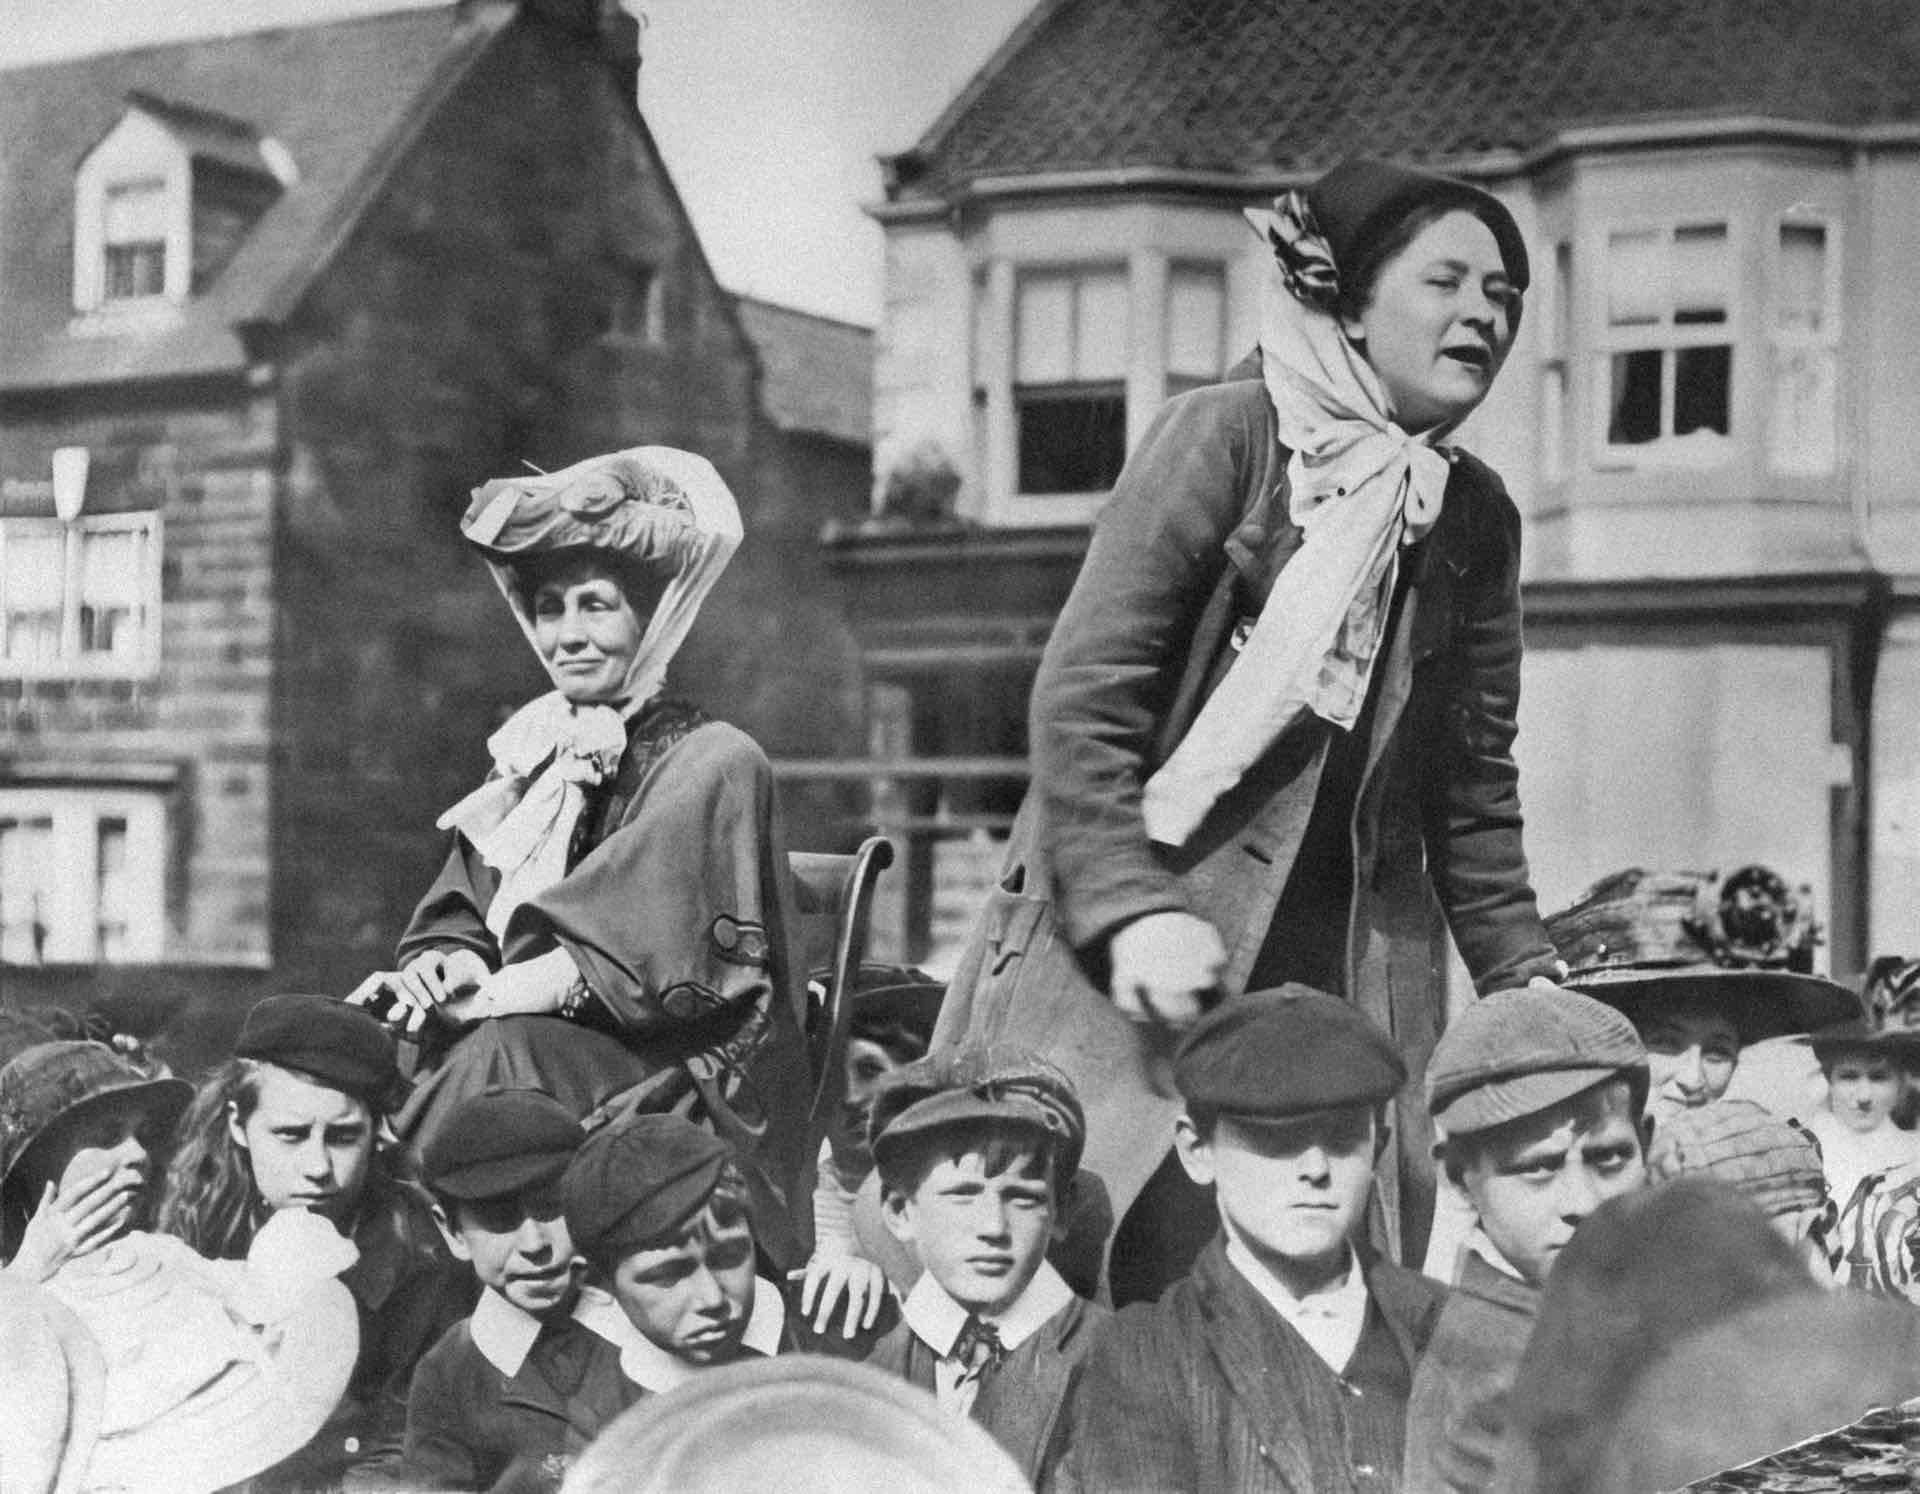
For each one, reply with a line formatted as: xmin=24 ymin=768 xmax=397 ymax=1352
xmin=1055 ymin=987 xmax=1443 ymax=1494
xmin=396 ymin=1088 xmax=628 ymax=1492
xmin=562 ymin=1110 xmax=888 ymax=1402
xmin=864 ymin=1045 xmax=1105 ymax=1487
xmin=1402 ymin=985 xmax=1651 ymax=1494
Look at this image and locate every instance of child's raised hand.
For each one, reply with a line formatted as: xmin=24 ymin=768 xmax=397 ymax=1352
xmin=798 ymin=1251 xmax=890 ymax=1338
xmin=7 ymin=1171 xmax=136 ymax=1282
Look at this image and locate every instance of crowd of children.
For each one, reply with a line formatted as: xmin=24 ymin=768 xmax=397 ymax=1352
xmin=6 ymin=860 xmax=1920 ymax=1491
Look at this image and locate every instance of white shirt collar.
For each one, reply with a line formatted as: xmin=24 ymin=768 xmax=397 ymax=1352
xmin=470 ymin=1287 xmax=547 ymax=1378
xmin=1224 ymin=1236 xmax=1369 ymax=1372
xmin=900 ymin=1261 xmax=1075 ymax=1358
xmin=1463 ymin=1227 xmax=1528 ymax=1284
xmin=571 ymin=1277 xmax=785 ymax=1394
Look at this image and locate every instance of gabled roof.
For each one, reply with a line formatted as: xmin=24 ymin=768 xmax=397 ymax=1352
xmin=0 ymin=3 xmax=512 ymax=391
xmin=734 ymin=295 xmax=872 ymax=448
xmin=887 ymin=0 xmax=1920 ymax=201
xmin=119 ymin=91 xmax=287 ymax=183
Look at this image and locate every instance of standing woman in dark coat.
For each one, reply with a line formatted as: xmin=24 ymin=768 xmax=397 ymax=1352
xmin=936 ymin=160 xmax=1563 ymax=1300
xmin=353 ymin=447 xmax=812 ymax=1269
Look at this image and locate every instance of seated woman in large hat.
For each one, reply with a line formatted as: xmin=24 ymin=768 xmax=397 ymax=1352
xmin=352 ymin=448 xmax=812 ymax=1268
xmin=1544 ymin=865 xmax=1859 ymax=1123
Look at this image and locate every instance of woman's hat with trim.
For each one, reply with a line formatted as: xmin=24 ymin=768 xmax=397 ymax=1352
xmin=0 ymin=1041 xmax=191 ymax=1196
xmin=1546 ymin=865 xmax=1862 ymax=1043
xmin=233 ymin=994 xmax=406 ymax=1112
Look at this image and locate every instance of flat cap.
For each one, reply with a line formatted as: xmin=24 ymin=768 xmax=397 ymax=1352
xmin=562 ymin=1112 xmax=732 ymax=1262
xmin=234 ymin=995 xmax=403 ymax=1110
xmin=1174 ymin=985 xmax=1405 ymax=1118
xmin=867 ymin=1045 xmax=1084 ymax=1180
xmin=1646 ymin=1099 xmax=1827 ymax=1219
xmin=421 ymin=1088 xmax=584 ymax=1201
xmin=1428 ymin=985 xmax=1648 ymax=1137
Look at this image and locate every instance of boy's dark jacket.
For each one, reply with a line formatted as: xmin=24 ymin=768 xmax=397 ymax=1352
xmin=866 ymin=1290 xmax=1110 ymax=1487
xmin=1054 ymin=1237 xmax=1446 ymax=1493
xmin=392 ymin=1278 xmax=896 ymax=1492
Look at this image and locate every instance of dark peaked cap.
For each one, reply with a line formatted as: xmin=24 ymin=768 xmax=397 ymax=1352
xmin=562 ymin=1111 xmax=733 ymax=1260
xmin=1174 ymin=985 xmax=1406 ymax=1117
xmin=422 ymin=1088 xmax=584 ymax=1201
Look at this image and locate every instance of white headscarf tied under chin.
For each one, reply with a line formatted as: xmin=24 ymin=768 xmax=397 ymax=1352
xmin=436 ymin=446 xmax=743 ymax=939
xmin=1140 ymin=193 xmax=1455 ymax=847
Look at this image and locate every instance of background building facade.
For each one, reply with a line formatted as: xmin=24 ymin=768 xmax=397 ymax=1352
xmin=0 ymin=0 xmax=870 ymax=1063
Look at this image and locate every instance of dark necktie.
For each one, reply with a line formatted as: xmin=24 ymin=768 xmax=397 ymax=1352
xmin=952 ymin=1314 xmax=1007 ymax=1381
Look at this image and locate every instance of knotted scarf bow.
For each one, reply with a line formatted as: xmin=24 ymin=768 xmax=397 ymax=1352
xmin=438 ymin=695 xmax=630 ymax=941
xmin=1141 ymin=190 xmax=1453 ymax=846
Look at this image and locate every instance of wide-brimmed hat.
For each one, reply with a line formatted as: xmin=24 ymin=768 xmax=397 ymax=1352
xmin=0 ymin=1041 xmax=191 ymax=1197
xmin=44 ymin=1211 xmax=358 ymax=1493
xmin=559 ymin=1355 xmax=1029 ymax=1494
xmin=0 ymin=1270 xmax=104 ymax=1494
xmin=1546 ymin=866 xmax=1861 ymax=1043
xmin=1804 ymin=1015 xmax=1920 ymax=1067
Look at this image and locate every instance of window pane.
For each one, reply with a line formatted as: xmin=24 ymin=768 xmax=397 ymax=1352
xmin=1606 ymin=231 xmax=1664 ymax=326
xmin=79 ymin=528 xmax=143 ymax=658
xmin=104 ymin=244 xmax=165 ymax=300
xmin=1166 ymin=265 xmax=1225 ymax=381
xmin=1778 ymin=223 xmax=1828 ymax=335
xmin=1015 ymin=275 xmax=1072 ymax=384
xmin=1073 ymin=270 xmax=1129 ymax=381
xmin=0 ymin=818 xmax=52 ymax=965
xmin=1672 ymin=224 xmax=1729 ymax=325
xmin=1608 ymin=350 xmax=1663 ymax=444
xmin=4 ymin=527 xmax=66 ymax=663
xmin=1550 ymin=242 xmax=1574 ymax=358
xmin=1675 ymin=345 xmax=1732 ymax=435
xmin=1016 ymin=386 xmax=1126 ymax=494
xmin=1770 ymin=344 xmax=1837 ymax=476
xmin=1541 ymin=366 xmax=1567 ymax=479
xmin=96 ymin=817 xmax=129 ymax=963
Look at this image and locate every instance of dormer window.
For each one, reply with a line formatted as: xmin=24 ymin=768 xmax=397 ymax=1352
xmin=102 ymin=179 xmax=169 ymax=302
xmin=73 ymin=93 xmax=288 ymax=322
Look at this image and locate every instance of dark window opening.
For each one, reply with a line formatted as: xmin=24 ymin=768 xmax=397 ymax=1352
xmin=1675 ymin=346 xmax=1732 ymax=435
xmin=1608 ymin=351 xmax=1662 ymax=446
xmin=1015 ymin=385 xmax=1125 ymax=494
xmin=104 ymin=242 xmax=164 ymax=300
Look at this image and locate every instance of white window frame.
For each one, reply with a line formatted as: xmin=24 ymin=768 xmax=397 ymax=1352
xmin=72 ymin=110 xmax=190 ymax=317
xmin=1592 ymin=217 xmax=1742 ymax=469
xmin=1164 ymin=259 xmax=1229 ymax=400
xmin=1009 ymin=262 xmax=1130 ymax=510
xmin=0 ymin=787 xmax=165 ymax=964
xmin=1767 ymin=213 xmax=1841 ymax=477
xmin=0 ymin=512 xmax=163 ymax=678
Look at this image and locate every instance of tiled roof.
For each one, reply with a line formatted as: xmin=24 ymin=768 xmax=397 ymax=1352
xmin=0 ymin=4 xmax=509 ymax=390
xmin=735 ymin=295 xmax=873 ymax=447
xmin=890 ymin=0 xmax=1920 ymax=199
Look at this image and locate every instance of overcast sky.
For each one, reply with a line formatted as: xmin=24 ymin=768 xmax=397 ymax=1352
xmin=0 ymin=0 xmax=1036 ymax=325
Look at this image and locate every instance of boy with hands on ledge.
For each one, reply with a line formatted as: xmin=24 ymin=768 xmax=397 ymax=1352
xmin=865 ymin=1046 xmax=1107 ymax=1487
xmin=1055 ymin=986 xmax=1444 ymax=1494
